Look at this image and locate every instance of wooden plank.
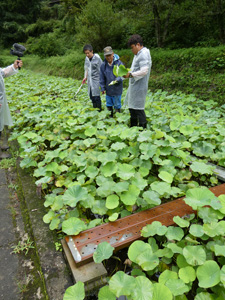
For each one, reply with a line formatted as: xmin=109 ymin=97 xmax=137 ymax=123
xmin=65 ymin=183 xmax=225 ymax=267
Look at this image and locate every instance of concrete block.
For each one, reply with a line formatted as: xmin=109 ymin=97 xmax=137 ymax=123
xmin=61 ymin=239 xmax=107 ymax=291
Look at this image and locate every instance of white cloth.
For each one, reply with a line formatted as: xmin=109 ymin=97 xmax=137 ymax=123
xmin=84 ymin=54 xmax=103 ymax=97
xmin=125 ymin=47 xmax=152 ymax=110
xmin=0 ymin=64 xmax=18 ymax=131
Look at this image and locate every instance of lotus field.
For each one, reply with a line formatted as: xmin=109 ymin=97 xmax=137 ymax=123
xmin=6 ymin=70 xmax=225 ymax=299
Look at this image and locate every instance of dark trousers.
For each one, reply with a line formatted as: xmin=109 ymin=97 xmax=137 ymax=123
xmin=129 ymin=108 xmax=147 ymax=128
xmin=90 ymin=89 xmax=101 ymax=111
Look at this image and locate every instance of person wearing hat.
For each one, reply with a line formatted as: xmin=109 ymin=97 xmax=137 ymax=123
xmin=100 ymin=46 xmax=123 ymax=117
xmin=0 ymin=59 xmax=23 ymax=159
xmin=82 ymin=44 xmax=103 ymax=111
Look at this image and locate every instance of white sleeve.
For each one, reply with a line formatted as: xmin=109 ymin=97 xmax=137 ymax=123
xmin=2 ymin=64 xmax=18 ymax=78
xmin=131 ymin=66 xmax=149 ymax=81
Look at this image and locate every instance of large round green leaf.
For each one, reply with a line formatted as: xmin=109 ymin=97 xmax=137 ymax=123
xmin=109 ymin=271 xmax=135 ymax=298
xmin=98 ymin=152 xmax=117 ymax=165
xmin=62 ymin=217 xmax=87 ymax=235
xmin=131 ymin=276 xmax=153 ymax=300
xmin=85 ymin=165 xmax=99 ymax=178
xmin=184 ymin=188 xmax=217 ymax=210
xmin=114 ymin=181 xmax=129 ymax=193
xmin=142 ymin=191 xmax=161 ymax=206
xmin=136 ymin=250 xmax=159 ymax=271
xmin=196 ymin=260 xmax=220 ymax=288
xmin=158 ymin=171 xmax=174 ymax=183
xmin=63 ymin=282 xmax=85 ymax=300
xmin=159 ymin=270 xmax=178 ymax=285
xmin=194 ymin=292 xmax=215 ymax=300
xmin=84 ymin=127 xmax=97 ymax=137
xmin=179 ymin=266 xmax=196 ymax=283
xmin=173 ymin=216 xmax=190 ymax=228
xmin=100 ymin=162 xmax=118 ymax=177
xmin=141 ymin=221 xmax=167 ymax=237
xmin=116 ymin=163 xmax=135 ymax=180
xmin=93 ymin=242 xmax=114 ymax=263
xmin=218 ymin=194 xmax=225 ymax=214
xmin=91 ymin=200 xmax=108 ymax=215
xmin=128 ymin=240 xmax=152 ymax=263
xmin=98 ymin=286 xmax=116 ymax=300
xmin=166 ymin=243 xmax=183 ymax=254
xmin=150 ymin=181 xmax=171 ymax=196
xmin=190 ymin=161 xmax=214 ymax=175
xmin=109 ymin=213 xmax=119 ymax=222
xmin=152 ymin=283 xmax=173 ymax=300
xmin=166 ymin=226 xmax=184 ymax=241
xmin=165 ymin=279 xmax=189 ymax=296
xmin=220 ymin=265 xmax=225 ymax=285
xmin=105 ymin=194 xmax=119 ymax=210
xmin=203 ymin=222 xmax=224 ymax=237
xmin=183 ymin=246 xmax=206 ymax=266
xmin=120 ymin=185 xmax=140 ymax=205
xmin=189 ymin=224 xmax=204 ymax=237
xmin=62 ymin=185 xmax=88 ymax=207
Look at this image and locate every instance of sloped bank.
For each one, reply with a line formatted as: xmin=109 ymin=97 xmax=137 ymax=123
xmin=10 ymin=139 xmax=73 ymax=300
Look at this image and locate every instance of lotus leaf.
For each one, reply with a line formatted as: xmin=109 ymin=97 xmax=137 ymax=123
xmin=131 ymin=276 xmax=153 ymax=300
xmin=152 ymin=283 xmax=173 ymax=300
xmin=98 ymin=286 xmax=116 ymax=300
xmin=166 ymin=226 xmax=184 ymax=241
xmin=116 ymin=163 xmax=135 ymax=180
xmin=196 ymin=260 xmax=220 ymax=288
xmin=136 ymin=250 xmax=159 ymax=271
xmin=141 ymin=221 xmax=167 ymax=237
xmin=62 ymin=217 xmax=86 ymax=235
xmin=142 ymin=190 xmax=161 ymax=206
xmin=184 ymin=187 xmax=218 ymax=210
xmin=109 ymin=271 xmax=135 ymax=298
xmin=108 ymin=213 xmax=119 ymax=222
xmin=189 ymin=224 xmax=204 ymax=237
xmin=183 ymin=245 xmax=206 ymax=266
xmin=128 ymin=240 xmax=152 ymax=263
xmin=63 ymin=185 xmax=88 ymax=207
xmin=178 ymin=266 xmax=196 ymax=283
xmin=93 ymin=241 xmax=114 ymax=263
xmin=63 ymin=282 xmax=85 ymax=300
xmin=173 ymin=216 xmax=190 ymax=228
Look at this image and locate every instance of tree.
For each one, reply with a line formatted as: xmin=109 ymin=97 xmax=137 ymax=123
xmin=75 ymin=0 xmax=131 ymax=50
xmin=0 ymin=0 xmax=42 ymax=46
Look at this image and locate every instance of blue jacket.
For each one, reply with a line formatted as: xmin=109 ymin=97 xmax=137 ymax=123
xmin=100 ymin=54 xmax=123 ymax=96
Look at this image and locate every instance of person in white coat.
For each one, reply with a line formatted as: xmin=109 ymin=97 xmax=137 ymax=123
xmin=0 ymin=59 xmax=23 ymax=159
xmin=124 ymin=34 xmax=152 ymax=128
xmin=82 ymin=44 xmax=103 ymax=111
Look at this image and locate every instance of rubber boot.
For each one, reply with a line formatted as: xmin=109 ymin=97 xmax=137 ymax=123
xmin=130 ymin=118 xmax=138 ymax=127
xmin=107 ymin=106 xmax=113 ymax=118
xmin=139 ymin=123 xmax=147 ymax=129
xmin=115 ymin=108 xmax=121 ymax=113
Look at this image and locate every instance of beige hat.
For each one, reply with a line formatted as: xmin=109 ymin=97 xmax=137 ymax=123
xmin=103 ymin=46 xmax=113 ymax=56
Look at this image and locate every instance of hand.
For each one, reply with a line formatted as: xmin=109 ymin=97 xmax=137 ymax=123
xmin=14 ymin=60 xmax=23 ymax=69
xmin=123 ymin=72 xmax=130 ymax=79
xmin=101 ymin=90 xmax=106 ymax=95
xmin=82 ymin=77 xmax=87 ymax=84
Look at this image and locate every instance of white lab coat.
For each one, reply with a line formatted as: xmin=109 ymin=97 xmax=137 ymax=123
xmin=125 ymin=47 xmax=152 ymax=110
xmin=0 ymin=65 xmax=18 ymax=132
xmin=84 ymin=54 xmax=103 ymax=97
